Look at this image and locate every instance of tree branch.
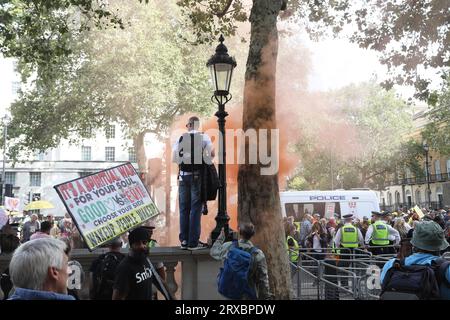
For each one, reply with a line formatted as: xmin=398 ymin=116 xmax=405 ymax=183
xmin=213 ymin=0 xmax=234 ymax=18
xmin=365 ymin=168 xmax=389 ymax=181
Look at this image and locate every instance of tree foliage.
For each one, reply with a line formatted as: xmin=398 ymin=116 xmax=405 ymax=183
xmin=289 ymin=83 xmax=423 ymax=190
xmin=3 ymin=1 xmax=448 ymax=98
xmin=0 ymin=0 xmax=125 ymax=81
xmin=7 ymin=0 xmax=213 ymax=161
xmin=422 ymin=76 xmax=450 ymax=155
xmin=286 ymin=0 xmax=450 ymax=100
xmin=176 ymin=0 xmax=450 ymax=99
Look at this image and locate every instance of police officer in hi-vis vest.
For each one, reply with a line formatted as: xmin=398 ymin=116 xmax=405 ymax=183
xmin=334 ymin=214 xmax=365 ymax=249
xmin=333 ymin=214 xmax=365 ymax=287
xmin=365 ymin=211 xmax=400 ymax=255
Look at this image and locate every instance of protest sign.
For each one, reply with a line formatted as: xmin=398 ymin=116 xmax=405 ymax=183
xmin=5 ymin=196 xmax=20 ymax=212
xmin=54 ymin=162 xmax=159 ymax=250
xmin=325 ymin=202 xmax=336 ymax=219
xmin=413 ymin=205 xmax=425 ymax=219
xmin=0 ymin=208 xmax=8 ymax=229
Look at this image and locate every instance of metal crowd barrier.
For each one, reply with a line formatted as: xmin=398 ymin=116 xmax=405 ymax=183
xmin=442 ymin=252 xmax=450 ymax=261
xmin=289 ymin=245 xmax=401 ymax=300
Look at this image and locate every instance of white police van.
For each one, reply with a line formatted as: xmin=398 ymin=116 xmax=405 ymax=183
xmin=280 ymin=189 xmax=380 ymax=221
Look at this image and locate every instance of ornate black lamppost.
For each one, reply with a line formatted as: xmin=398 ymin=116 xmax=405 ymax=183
xmin=2 ymin=114 xmax=10 ymax=205
xmin=207 ymin=35 xmax=236 ymax=243
xmin=423 ymin=142 xmax=431 ymax=209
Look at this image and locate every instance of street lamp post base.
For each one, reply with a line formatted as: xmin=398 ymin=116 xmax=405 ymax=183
xmin=211 ymin=212 xmax=233 ymax=244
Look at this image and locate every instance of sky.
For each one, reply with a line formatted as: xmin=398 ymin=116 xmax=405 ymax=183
xmin=306 ymin=38 xmax=385 ymax=91
xmin=0 ymin=34 xmax=418 ymax=114
xmin=302 ymin=36 xmax=417 ymax=101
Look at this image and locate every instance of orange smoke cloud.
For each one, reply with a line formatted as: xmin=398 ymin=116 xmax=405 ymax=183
xmin=156 ymin=33 xmax=364 ymax=245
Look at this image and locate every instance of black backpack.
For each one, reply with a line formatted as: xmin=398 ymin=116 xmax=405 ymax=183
xmin=380 ymin=258 xmax=450 ymax=300
xmin=177 ymin=132 xmax=205 ymax=172
xmin=93 ymin=252 xmax=124 ymax=300
xmin=0 ymin=268 xmax=12 ymax=300
xmin=177 ymin=132 xmax=218 ymax=202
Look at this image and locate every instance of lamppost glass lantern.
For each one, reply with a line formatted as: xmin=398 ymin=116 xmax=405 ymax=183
xmin=207 ymin=35 xmax=237 ymax=97
xmin=423 ymin=142 xmax=429 ymax=152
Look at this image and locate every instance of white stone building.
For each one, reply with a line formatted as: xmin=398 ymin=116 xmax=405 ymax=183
xmin=1 ymin=57 xmax=167 ymax=216
xmin=380 ymin=107 xmax=450 ymax=211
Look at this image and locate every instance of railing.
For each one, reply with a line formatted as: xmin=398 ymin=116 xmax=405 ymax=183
xmin=385 ymin=172 xmax=450 ymax=186
xmin=381 ymin=200 xmax=443 ymax=211
xmin=0 ymin=247 xmax=225 ymax=300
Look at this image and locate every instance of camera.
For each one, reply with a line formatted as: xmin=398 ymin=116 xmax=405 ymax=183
xmin=201 ymin=203 xmax=208 ymax=215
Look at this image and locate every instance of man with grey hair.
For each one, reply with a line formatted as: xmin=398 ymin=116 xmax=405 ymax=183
xmin=21 ymin=214 xmax=40 ymax=243
xmin=8 ymin=238 xmax=75 ymax=300
xmin=299 ymin=214 xmax=313 ymax=248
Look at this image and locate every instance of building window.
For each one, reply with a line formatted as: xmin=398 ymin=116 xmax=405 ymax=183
xmin=395 ymin=192 xmax=401 ymax=206
xmin=105 ymin=147 xmax=115 ymax=161
xmin=435 ymin=160 xmax=441 ymax=179
xmin=415 ymin=190 xmax=421 ymax=204
xmin=105 ymin=125 xmax=115 ymax=139
xmin=81 ymin=146 xmax=92 ymax=161
xmin=12 ymin=81 xmax=21 ymax=96
xmin=30 ymin=172 xmax=41 ymax=187
xmin=128 ymin=147 xmax=137 ymax=163
xmin=447 ymin=159 xmax=450 ymax=179
xmin=5 ymin=172 xmax=16 ymax=185
xmin=405 ymin=168 xmax=411 ymax=179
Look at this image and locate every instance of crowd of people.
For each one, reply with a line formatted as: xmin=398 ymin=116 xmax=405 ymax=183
xmin=0 ymin=215 xmax=170 ymax=300
xmin=284 ymin=207 xmax=450 ymax=299
xmin=0 ymin=210 xmax=141 ymax=255
xmin=284 ymin=207 xmax=450 ymax=258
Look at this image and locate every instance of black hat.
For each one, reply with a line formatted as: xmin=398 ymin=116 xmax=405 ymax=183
xmin=141 ymin=220 xmax=156 ymax=229
xmin=128 ymin=227 xmax=151 ymax=245
xmin=342 ymin=214 xmax=354 ymax=219
xmin=372 ymin=211 xmax=390 ymax=217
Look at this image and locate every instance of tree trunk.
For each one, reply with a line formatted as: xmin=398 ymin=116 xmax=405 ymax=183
xmin=133 ymin=132 xmax=148 ymax=188
xmin=360 ymin=169 xmax=368 ymax=187
xmin=237 ymin=0 xmax=292 ymax=299
xmin=165 ymin=137 xmax=172 ymax=243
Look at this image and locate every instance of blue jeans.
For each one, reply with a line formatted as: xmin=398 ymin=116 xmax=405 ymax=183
xmin=179 ymin=175 xmax=202 ymax=247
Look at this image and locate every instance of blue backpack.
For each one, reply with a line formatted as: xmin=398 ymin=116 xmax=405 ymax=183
xmin=217 ymin=241 xmax=258 ymax=299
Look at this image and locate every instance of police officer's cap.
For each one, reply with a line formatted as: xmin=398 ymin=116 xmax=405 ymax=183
xmin=342 ymin=214 xmax=354 ymax=219
xmin=373 ymin=211 xmax=390 ymax=217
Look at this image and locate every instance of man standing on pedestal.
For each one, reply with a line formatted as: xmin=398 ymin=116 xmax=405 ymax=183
xmin=173 ymin=116 xmax=215 ymax=250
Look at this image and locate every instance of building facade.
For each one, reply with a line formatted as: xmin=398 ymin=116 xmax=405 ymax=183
xmin=1 ymin=57 xmax=167 ymax=216
xmin=381 ymin=108 xmax=450 ymax=211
